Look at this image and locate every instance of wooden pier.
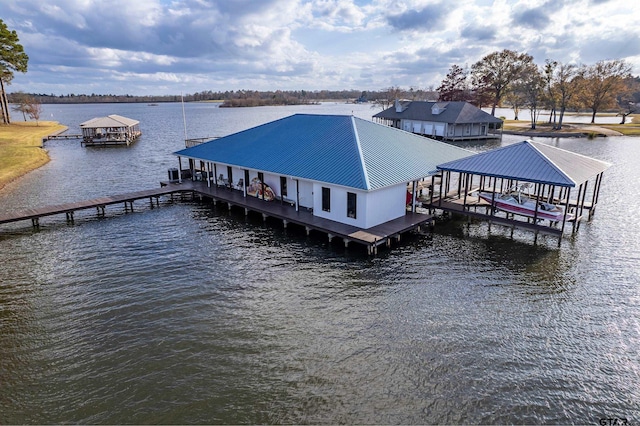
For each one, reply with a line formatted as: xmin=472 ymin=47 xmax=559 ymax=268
xmin=0 ymin=181 xmax=433 ymax=255
xmin=0 ymin=187 xmax=190 ymax=228
xmin=42 ymin=134 xmax=83 ymax=145
xmin=167 ymin=180 xmax=433 ymax=255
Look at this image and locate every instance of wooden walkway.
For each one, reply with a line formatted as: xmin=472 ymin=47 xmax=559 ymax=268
xmin=0 ymin=180 xmax=433 ymax=254
xmin=170 ymin=180 xmax=433 ymax=254
xmin=0 ymin=187 xmax=189 ymax=227
xmin=42 ymin=134 xmax=83 ymax=144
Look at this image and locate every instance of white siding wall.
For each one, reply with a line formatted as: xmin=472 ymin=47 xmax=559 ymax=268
xmin=362 ymin=184 xmax=407 ymax=228
xmin=297 ymin=180 xmax=314 ymax=209
xmin=313 ymin=183 xmax=341 ymax=222
xmin=311 ymin=183 xmax=408 ymax=229
xmin=261 ymin=172 xmax=279 ymax=196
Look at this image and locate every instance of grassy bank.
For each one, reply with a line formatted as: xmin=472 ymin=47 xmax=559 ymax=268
xmin=502 ymin=114 xmax=640 ymax=137
xmin=0 ymin=121 xmax=67 ymax=191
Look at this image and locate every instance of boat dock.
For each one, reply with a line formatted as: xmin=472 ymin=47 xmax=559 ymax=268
xmin=0 ymin=181 xmax=433 ymax=255
xmin=168 ymin=180 xmax=433 ymax=255
xmin=0 ymin=187 xmax=190 ymax=228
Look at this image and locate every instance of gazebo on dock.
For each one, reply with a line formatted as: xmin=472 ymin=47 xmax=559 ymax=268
xmin=80 ymin=114 xmax=141 ymax=146
xmin=430 ymin=140 xmax=611 ymax=240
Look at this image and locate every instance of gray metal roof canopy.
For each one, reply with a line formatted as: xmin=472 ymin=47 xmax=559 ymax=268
xmin=436 ymin=140 xmax=611 ymax=187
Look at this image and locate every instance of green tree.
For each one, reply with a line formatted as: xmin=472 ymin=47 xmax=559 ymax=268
xmin=471 ymin=49 xmax=534 ymax=116
xmin=575 ymin=59 xmax=632 ymax=123
xmin=0 ymin=19 xmax=29 ymax=124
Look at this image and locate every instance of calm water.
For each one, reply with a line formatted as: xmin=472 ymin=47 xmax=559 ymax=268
xmin=1 ymin=103 xmax=639 ymax=424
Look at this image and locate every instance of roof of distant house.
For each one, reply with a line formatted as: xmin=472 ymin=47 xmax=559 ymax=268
xmin=437 ymin=140 xmax=611 ymax=187
xmin=373 ymin=101 xmax=503 ymax=124
xmin=175 ymin=114 xmax=474 ymax=191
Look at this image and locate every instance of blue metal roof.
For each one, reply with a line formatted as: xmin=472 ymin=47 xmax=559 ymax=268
xmin=175 ymin=114 xmax=474 ymax=191
xmin=436 ymin=140 xmax=611 ymax=187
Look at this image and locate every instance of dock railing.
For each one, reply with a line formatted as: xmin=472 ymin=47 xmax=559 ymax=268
xmin=185 ymin=137 xmax=220 ymax=148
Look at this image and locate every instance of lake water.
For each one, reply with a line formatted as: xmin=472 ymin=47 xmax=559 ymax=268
xmin=1 ymin=102 xmax=638 ymax=424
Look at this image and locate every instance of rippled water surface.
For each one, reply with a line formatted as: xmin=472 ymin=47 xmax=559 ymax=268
xmin=1 ymin=103 xmax=639 ymax=424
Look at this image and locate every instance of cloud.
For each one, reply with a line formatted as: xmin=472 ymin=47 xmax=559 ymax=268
xmin=3 ymin=0 xmax=640 ymax=95
xmin=386 ymin=3 xmax=450 ymax=32
xmin=460 ymin=24 xmax=497 ymax=42
xmin=511 ymin=4 xmax=552 ymax=30
xmin=311 ymin=0 xmax=367 ymax=29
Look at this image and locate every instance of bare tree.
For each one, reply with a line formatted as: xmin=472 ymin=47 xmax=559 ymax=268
xmin=553 ymin=62 xmax=578 ymax=130
xmin=503 ymin=87 xmax=526 ymax=120
xmin=25 ymin=96 xmax=42 ymax=125
xmin=437 ymin=65 xmax=470 ymax=101
xmin=543 ymin=60 xmax=558 ymax=126
xmin=516 ymin=64 xmax=546 ymax=129
xmin=471 ymin=49 xmax=535 ymax=116
xmin=616 ymin=76 xmax=640 ymax=124
xmin=574 ymin=59 xmax=633 ymax=123
xmin=371 ymin=86 xmax=405 ymax=111
xmin=10 ymin=91 xmax=29 ymax=120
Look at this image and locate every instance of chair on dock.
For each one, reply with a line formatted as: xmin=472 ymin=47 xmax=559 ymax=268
xmin=236 ymin=178 xmax=244 ymax=190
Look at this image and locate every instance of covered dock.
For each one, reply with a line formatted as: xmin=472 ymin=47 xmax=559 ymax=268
xmin=427 ymin=140 xmax=611 ymax=243
xmin=80 ymin=114 xmax=141 ymax=146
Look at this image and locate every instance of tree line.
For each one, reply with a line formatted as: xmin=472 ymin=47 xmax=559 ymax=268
xmin=6 ymin=89 xmax=369 ymax=105
xmin=435 ymin=49 xmax=639 ymax=128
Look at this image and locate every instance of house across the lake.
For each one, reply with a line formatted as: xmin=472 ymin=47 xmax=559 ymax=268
xmin=171 ymin=114 xmax=473 ymax=251
xmin=79 ymin=114 xmax=142 ymax=146
xmin=373 ymin=100 xmax=503 ymax=141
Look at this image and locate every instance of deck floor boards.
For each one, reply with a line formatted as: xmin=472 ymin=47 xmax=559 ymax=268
xmin=1 ymin=180 xmax=433 ymax=251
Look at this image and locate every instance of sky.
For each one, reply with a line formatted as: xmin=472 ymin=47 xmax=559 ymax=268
xmin=3 ymin=0 xmax=640 ymax=96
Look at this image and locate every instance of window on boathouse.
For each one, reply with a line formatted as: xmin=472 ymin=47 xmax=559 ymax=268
xmin=227 ymin=166 xmax=233 ymax=184
xmin=280 ymin=176 xmax=287 ymax=197
xmin=322 ymin=187 xmax=331 ymax=212
xmin=347 ymin=192 xmax=357 ymax=219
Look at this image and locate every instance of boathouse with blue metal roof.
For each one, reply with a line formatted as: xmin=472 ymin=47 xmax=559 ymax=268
xmin=430 ymin=140 xmax=611 ymax=240
xmin=174 ymin=114 xmax=473 ymax=231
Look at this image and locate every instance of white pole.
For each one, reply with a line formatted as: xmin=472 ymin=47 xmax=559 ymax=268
xmin=181 ymin=92 xmax=188 ymax=145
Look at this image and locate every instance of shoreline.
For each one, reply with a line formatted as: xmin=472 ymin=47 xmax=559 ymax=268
xmin=0 ymin=121 xmax=67 ymax=192
xmin=501 ymin=121 xmax=629 ymax=138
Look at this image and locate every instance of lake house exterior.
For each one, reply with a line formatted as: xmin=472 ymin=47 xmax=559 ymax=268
xmin=373 ymin=101 xmax=503 ymax=141
xmin=173 ymin=114 xmax=473 ymax=230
